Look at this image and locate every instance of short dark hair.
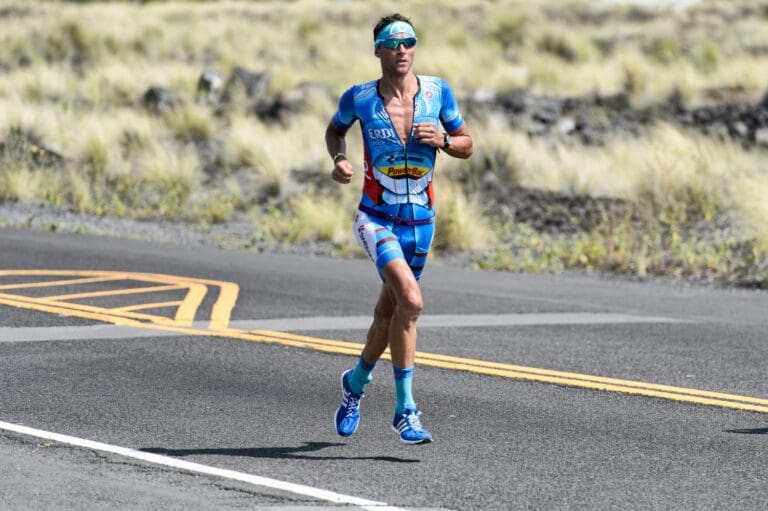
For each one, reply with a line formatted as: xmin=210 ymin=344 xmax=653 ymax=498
xmin=373 ymin=13 xmax=414 ymax=40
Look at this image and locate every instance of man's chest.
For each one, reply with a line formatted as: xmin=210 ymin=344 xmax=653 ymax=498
xmin=359 ymin=95 xmax=438 ymax=143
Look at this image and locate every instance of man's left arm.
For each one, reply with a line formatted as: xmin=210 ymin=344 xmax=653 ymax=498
xmin=437 ymin=78 xmax=473 ymax=159
xmin=442 ymin=124 xmax=473 ymax=159
xmin=413 ymin=122 xmax=473 ymax=159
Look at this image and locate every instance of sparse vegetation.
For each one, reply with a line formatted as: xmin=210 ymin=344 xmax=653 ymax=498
xmin=0 ymin=0 xmax=767 ymax=285
xmin=434 ymin=180 xmax=494 ymax=253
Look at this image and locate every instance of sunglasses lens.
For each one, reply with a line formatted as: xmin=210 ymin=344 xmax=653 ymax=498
xmin=381 ymin=38 xmax=416 ymax=49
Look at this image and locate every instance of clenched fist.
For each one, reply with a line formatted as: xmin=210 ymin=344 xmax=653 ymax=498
xmin=331 ymin=158 xmax=354 ymax=184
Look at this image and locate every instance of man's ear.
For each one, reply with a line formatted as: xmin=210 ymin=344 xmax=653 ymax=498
xmin=374 ymin=47 xmax=380 ymax=58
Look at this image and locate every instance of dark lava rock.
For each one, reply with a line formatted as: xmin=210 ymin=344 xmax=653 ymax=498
xmin=0 ymin=128 xmax=66 ymax=167
xmin=196 ymin=71 xmax=224 ymax=105
xmin=468 ymin=90 xmax=647 ymax=145
xmin=248 ymin=80 xmax=335 ymax=122
xmin=467 ymin=87 xmax=768 ymax=147
xmin=681 ymin=93 xmax=768 ymax=145
xmin=483 ymin=185 xmax=640 ymax=235
xmin=142 ymin=86 xmax=181 ymax=113
xmin=222 ymin=67 xmax=271 ymax=105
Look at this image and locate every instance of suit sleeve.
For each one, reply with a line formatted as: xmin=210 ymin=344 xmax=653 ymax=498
xmin=439 ymin=79 xmax=464 ymax=133
xmin=331 ymin=86 xmax=358 ymax=131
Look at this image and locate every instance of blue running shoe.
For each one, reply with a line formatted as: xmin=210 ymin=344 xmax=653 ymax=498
xmin=392 ymin=408 xmax=433 ymax=444
xmin=334 ymin=369 xmax=363 ymax=437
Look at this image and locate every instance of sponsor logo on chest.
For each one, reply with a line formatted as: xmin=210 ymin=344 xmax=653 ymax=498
xmin=376 ymin=164 xmax=431 ymax=179
xmin=367 ymin=127 xmax=397 ymax=141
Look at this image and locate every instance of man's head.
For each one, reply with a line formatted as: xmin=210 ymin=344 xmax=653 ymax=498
xmin=373 ymin=13 xmax=417 ymax=51
xmin=373 ymin=13 xmax=418 ymax=77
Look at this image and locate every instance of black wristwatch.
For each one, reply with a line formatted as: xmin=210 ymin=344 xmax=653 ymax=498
xmin=443 ymin=132 xmax=452 ymax=149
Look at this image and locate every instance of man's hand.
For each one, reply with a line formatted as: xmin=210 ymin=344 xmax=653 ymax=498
xmin=413 ymin=122 xmax=442 ymax=147
xmin=331 ymin=158 xmax=354 ymax=184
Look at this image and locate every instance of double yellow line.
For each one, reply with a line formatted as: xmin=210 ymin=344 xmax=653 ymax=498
xmin=0 ymin=270 xmax=238 ymax=329
xmin=235 ymin=329 xmax=768 ymax=414
xmin=2 ymin=270 xmax=768 ymax=415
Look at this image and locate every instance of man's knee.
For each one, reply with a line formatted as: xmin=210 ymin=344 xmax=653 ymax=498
xmin=373 ymin=301 xmax=394 ymax=327
xmin=395 ymin=287 xmax=423 ymax=321
xmin=371 ymin=286 xmax=395 ymax=329
xmin=381 ymin=260 xmax=423 ymax=322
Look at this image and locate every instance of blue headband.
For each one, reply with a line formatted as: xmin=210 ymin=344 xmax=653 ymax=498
xmin=374 ymin=21 xmax=418 ymax=48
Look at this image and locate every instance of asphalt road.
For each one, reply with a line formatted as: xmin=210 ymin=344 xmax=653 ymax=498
xmin=2 ymin=228 xmax=768 ymax=510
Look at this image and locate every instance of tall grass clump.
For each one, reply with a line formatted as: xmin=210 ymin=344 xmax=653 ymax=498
xmin=0 ymin=163 xmax=61 ymax=205
xmin=259 ymin=193 xmax=353 ymax=244
xmin=434 ymin=180 xmax=494 ymax=253
xmin=487 ymin=12 xmax=530 ymax=53
xmin=222 ymin=113 xmax=331 ymax=198
xmin=134 ymin=140 xmax=202 ymax=220
xmin=162 ymin=103 xmax=216 ymax=143
xmin=536 ymin=31 xmax=598 ymax=63
xmin=441 ymin=113 xmax=522 ymax=190
xmin=222 ymin=116 xmax=289 ymax=198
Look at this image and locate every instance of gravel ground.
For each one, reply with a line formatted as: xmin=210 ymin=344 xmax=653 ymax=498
xmin=0 ymin=202 xmax=335 ymax=256
xmin=2 ymin=200 xmax=759 ymax=294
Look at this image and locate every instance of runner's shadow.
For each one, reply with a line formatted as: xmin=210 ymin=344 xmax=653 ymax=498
xmin=724 ymin=427 xmax=768 ymax=434
xmin=140 ymin=441 xmax=419 ymax=463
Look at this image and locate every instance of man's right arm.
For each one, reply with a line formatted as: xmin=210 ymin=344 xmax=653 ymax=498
xmin=326 ymin=121 xmax=354 ymax=184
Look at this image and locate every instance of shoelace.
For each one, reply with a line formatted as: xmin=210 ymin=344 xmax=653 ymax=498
xmin=343 ymin=395 xmax=360 ymax=418
xmin=403 ymin=411 xmax=423 ymax=431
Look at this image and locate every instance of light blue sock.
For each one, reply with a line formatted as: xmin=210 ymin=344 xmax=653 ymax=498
xmin=393 ymin=365 xmax=416 ymax=414
xmin=348 ymin=355 xmax=375 ymax=395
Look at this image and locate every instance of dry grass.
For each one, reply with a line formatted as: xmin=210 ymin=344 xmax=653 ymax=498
xmin=447 ymin=117 xmax=768 ymax=239
xmin=2 ymin=0 xmax=767 ymax=101
xmin=434 ymin=180 xmax=494 ymax=253
xmin=0 ymin=163 xmax=55 ymax=204
xmin=1 ymin=0 xmax=767 ymax=281
xmin=222 ymin=113 xmax=332 ymax=199
xmin=258 ymin=192 xmax=356 ymax=245
xmin=162 ymin=103 xmax=216 ymax=143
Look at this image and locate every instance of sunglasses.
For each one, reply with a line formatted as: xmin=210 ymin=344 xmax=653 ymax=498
xmin=378 ymin=37 xmax=417 ymax=50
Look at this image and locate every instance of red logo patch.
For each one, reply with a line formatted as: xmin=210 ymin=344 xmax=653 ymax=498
xmin=426 ymin=91 xmax=433 ymax=99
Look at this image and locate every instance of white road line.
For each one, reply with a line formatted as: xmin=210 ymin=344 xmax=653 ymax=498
xmin=0 ymin=325 xmax=178 ymax=342
xmin=0 ymin=313 xmax=690 ymax=343
xmin=230 ymin=313 xmax=690 ymax=331
xmin=0 ymin=420 xmax=404 ymax=511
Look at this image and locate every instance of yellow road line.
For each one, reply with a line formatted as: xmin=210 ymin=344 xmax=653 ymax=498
xmin=246 ymin=329 xmax=768 ymax=406
xmin=0 ymin=295 xmax=139 ymax=327
xmin=415 ymin=351 xmax=768 ymax=405
xmin=45 ymin=284 xmax=184 ymax=301
xmin=0 ymin=293 xmax=182 ymax=327
xmin=0 ymin=270 xmax=238 ymax=330
xmin=0 ymin=276 xmax=123 ymax=291
xmin=2 ymin=291 xmax=768 ymax=415
xmin=113 ymin=301 xmax=184 ymax=313
xmin=209 ymin=282 xmax=239 ymax=331
xmin=175 ymin=284 xmax=207 ymax=326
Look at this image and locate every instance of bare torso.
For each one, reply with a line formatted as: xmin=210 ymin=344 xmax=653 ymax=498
xmin=380 ymin=85 xmax=416 ymax=145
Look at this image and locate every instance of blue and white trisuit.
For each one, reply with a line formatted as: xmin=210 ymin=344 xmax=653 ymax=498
xmin=331 ymin=75 xmax=466 ymax=280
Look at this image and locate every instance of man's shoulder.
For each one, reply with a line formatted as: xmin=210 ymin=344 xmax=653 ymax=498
xmin=347 ymin=79 xmax=378 ymax=97
xmin=418 ymin=75 xmax=450 ymax=94
xmin=417 ymin=74 xmax=445 ymax=84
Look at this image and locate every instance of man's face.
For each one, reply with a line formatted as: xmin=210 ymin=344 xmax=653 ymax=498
xmin=375 ymin=33 xmax=416 ymax=76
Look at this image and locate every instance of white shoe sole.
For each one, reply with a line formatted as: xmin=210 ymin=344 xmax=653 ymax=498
xmin=391 ymin=425 xmax=433 ymax=445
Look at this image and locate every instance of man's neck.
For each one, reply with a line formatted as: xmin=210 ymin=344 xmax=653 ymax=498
xmin=379 ymin=72 xmax=417 ymax=100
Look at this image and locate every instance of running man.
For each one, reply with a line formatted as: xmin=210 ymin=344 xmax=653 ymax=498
xmin=325 ymin=13 xmax=473 ymax=444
